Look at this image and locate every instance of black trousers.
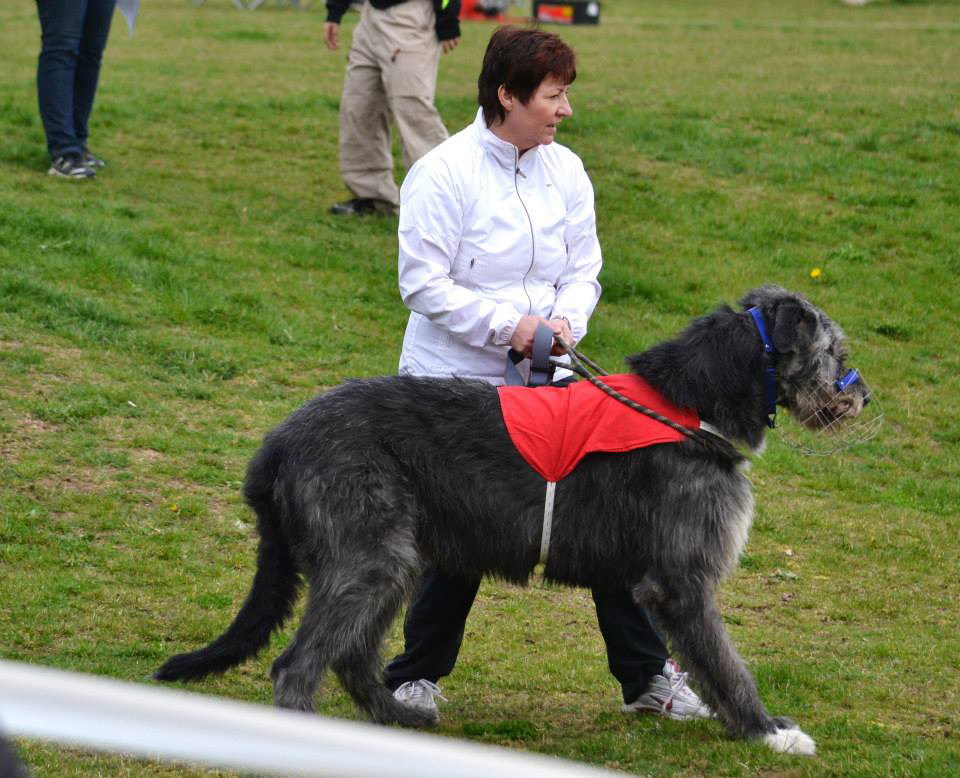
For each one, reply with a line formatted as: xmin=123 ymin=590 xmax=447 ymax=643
xmin=382 ymin=566 xmax=669 ymax=704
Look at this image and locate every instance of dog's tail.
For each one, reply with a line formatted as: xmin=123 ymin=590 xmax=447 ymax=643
xmin=155 ymin=442 xmax=301 ymax=683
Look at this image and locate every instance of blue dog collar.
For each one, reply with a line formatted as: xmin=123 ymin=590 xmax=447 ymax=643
xmin=748 ymin=306 xmax=774 ymax=356
xmin=748 ymin=306 xmax=779 ymax=428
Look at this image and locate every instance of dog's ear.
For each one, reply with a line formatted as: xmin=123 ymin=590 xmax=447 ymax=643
xmin=772 ymin=301 xmax=816 ymax=352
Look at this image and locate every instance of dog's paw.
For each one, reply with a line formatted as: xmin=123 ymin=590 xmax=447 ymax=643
xmin=392 ymin=707 xmax=440 ymax=729
xmin=762 ymin=726 xmax=816 ymax=756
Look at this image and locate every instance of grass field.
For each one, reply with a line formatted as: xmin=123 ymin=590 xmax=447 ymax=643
xmin=1 ymin=0 xmax=959 ymax=775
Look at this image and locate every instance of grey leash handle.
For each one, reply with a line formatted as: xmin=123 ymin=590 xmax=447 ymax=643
xmin=504 ymin=323 xmax=556 ymax=387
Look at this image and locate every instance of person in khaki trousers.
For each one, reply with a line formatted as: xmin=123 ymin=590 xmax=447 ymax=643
xmin=324 ymin=0 xmax=461 ymax=215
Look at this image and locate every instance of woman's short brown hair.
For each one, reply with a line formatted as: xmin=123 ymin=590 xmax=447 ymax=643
xmin=477 ymin=26 xmax=577 ymax=127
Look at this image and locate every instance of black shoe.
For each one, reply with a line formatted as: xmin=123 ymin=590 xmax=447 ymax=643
xmin=81 ymin=148 xmax=106 ymax=168
xmin=330 ymin=197 xmax=398 ymax=216
xmin=48 ymin=153 xmax=96 ymax=179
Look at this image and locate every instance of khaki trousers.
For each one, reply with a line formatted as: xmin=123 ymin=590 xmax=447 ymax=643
xmin=339 ymin=0 xmax=449 ymax=206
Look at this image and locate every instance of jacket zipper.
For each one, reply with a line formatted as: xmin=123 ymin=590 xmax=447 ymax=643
xmin=513 ymin=148 xmax=536 ymax=316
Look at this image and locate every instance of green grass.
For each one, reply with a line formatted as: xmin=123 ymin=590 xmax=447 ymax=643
xmin=1 ymin=0 xmax=959 ymax=775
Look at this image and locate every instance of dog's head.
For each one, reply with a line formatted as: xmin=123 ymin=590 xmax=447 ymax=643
xmin=739 ymin=285 xmax=870 ymax=432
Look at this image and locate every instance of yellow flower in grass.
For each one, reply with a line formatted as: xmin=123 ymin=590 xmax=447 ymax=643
xmin=810 ymin=267 xmax=822 ymax=280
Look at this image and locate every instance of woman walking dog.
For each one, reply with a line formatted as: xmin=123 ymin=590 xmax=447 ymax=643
xmin=384 ymin=26 xmax=711 ymax=724
xmin=155 ymin=27 xmax=849 ymax=756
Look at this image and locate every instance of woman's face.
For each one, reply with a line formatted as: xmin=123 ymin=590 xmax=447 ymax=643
xmin=497 ymin=75 xmax=573 ymax=153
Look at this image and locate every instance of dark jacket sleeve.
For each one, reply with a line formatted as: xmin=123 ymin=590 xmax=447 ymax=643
xmin=433 ymin=0 xmax=461 ymax=41
xmin=325 ymin=0 xmax=352 ymax=24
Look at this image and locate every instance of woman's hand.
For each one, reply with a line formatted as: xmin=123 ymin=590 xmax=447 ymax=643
xmin=510 ymin=315 xmax=573 ymax=357
xmin=510 ymin=315 xmax=548 ymax=357
xmin=548 ymin=317 xmax=573 ymax=355
xmin=324 ymin=22 xmax=340 ymax=51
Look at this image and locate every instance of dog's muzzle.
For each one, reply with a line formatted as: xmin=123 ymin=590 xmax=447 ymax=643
xmin=781 ymin=366 xmax=883 ymax=455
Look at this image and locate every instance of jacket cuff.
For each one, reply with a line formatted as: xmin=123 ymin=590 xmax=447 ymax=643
xmin=492 ymin=307 xmax=522 ymax=347
xmin=325 ymin=1 xmax=349 ymax=24
xmin=434 ymin=0 xmax=461 ymax=41
xmin=435 ymin=16 xmax=461 ymax=41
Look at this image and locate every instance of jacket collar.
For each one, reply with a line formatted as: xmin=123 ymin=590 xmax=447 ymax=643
xmin=474 ymin=108 xmax=541 ymax=174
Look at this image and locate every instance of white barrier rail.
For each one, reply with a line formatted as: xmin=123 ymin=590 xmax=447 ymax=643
xmin=0 ymin=660 xmax=624 ymax=777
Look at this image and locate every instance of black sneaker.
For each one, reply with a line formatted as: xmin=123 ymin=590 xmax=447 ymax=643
xmin=81 ymin=148 xmax=106 ymax=168
xmin=329 ymin=197 xmax=398 ymax=216
xmin=48 ymin=153 xmax=96 ymax=179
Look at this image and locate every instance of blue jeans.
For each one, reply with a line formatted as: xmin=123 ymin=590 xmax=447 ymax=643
xmin=36 ymin=0 xmax=116 ymax=159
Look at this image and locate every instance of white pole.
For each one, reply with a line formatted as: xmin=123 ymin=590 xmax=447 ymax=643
xmin=0 ymin=660 xmax=623 ymax=778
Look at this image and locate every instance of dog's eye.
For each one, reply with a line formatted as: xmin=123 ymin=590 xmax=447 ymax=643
xmin=830 ymin=342 xmax=849 ymax=362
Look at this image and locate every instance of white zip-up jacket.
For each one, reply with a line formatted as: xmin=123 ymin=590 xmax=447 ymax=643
xmin=398 ymin=108 xmax=602 ymax=384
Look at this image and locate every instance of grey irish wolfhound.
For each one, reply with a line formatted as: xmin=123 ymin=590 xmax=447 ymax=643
xmin=156 ymin=286 xmax=870 ymax=755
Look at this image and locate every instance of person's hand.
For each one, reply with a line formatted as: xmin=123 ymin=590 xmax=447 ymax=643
xmin=510 ymin=314 xmax=550 ymax=358
xmin=548 ymin=317 xmax=573 ymax=355
xmin=324 ymin=22 xmax=340 ymax=51
xmin=441 ymin=37 xmax=459 ymax=54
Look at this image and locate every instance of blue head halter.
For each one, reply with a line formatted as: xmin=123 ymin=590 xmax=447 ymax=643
xmin=748 ymin=307 xmax=779 ymax=428
xmin=748 ymin=307 xmax=867 ymax=429
xmin=836 ymin=368 xmax=860 ymax=392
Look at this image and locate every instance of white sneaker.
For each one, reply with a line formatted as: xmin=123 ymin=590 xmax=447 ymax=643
xmin=392 ymin=679 xmax=447 ymax=718
xmin=622 ymin=659 xmax=713 ymax=720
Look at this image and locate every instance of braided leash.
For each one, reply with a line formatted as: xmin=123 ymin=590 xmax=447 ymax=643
xmin=531 ymin=335 xmax=742 ymax=568
xmin=550 ymin=336 xmax=741 ymax=461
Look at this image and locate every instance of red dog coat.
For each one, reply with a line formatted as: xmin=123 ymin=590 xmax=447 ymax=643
xmin=497 ymin=375 xmax=699 ymax=482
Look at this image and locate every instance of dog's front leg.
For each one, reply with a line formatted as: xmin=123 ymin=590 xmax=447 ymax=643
xmin=639 ymin=580 xmax=816 ymax=755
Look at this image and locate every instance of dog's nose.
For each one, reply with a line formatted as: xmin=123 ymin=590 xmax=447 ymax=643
xmin=863 ymin=391 xmax=871 ymax=407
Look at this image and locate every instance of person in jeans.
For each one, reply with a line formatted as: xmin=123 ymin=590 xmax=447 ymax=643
xmin=35 ymin=0 xmax=116 ymax=179
xmin=323 ymin=0 xmax=460 ymax=215
xmin=387 ymin=26 xmax=712 ymax=724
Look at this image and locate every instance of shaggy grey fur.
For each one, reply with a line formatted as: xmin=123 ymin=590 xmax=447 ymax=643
xmin=156 ymin=286 xmax=866 ymax=752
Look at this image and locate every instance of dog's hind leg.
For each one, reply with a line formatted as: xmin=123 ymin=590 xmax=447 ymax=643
xmin=269 ymin=580 xmax=338 ymax=712
xmin=333 ymin=647 xmax=437 ymax=729
xmin=643 ymin=580 xmax=815 ymax=755
xmin=327 ymin=564 xmax=438 ymax=729
xmin=270 ymin=557 xmax=427 ymax=724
